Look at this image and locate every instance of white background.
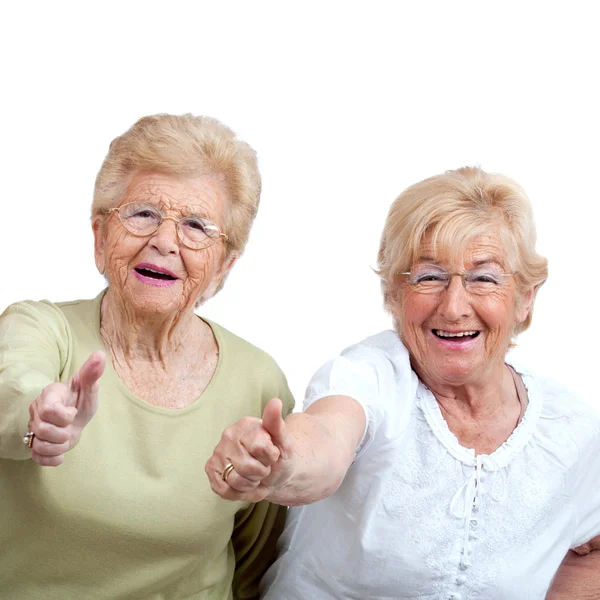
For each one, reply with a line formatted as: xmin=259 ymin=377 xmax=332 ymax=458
xmin=1 ymin=2 xmax=598 ymax=408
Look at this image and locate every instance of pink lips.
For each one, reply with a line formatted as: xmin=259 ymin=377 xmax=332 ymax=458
xmin=133 ymin=263 xmax=180 ymax=287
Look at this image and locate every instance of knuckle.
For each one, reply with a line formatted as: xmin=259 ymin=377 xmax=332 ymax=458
xmin=221 ymin=427 xmax=236 ymax=442
xmin=39 ymin=404 xmax=58 ymax=421
xmin=253 ymin=442 xmax=279 ymax=464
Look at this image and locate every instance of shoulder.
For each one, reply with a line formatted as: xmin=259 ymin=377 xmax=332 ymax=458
xmin=207 ymin=319 xmax=282 ymax=372
xmin=520 ymin=368 xmax=600 ymax=455
xmin=206 ymin=319 xmax=294 ymax=412
xmin=341 ymin=330 xmax=411 ymax=371
xmin=1 ymin=298 xmax=71 ymax=336
xmin=306 ymin=330 xmax=417 ymax=424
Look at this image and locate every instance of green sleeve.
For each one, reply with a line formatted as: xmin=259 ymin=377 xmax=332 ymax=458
xmin=231 ymin=360 xmax=295 ymax=599
xmin=0 ymin=301 xmax=70 ymax=459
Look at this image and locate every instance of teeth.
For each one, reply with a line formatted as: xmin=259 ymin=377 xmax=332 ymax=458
xmin=435 ymin=330 xmax=478 ymax=338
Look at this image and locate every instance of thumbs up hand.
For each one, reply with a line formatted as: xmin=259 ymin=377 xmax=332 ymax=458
xmin=27 ymin=351 xmax=106 ymax=466
xmin=205 ymin=398 xmax=295 ymax=503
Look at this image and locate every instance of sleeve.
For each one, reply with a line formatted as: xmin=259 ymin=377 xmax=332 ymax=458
xmin=572 ymin=422 xmax=600 ymax=548
xmin=303 ymin=333 xmax=415 ymax=458
xmin=231 ymin=499 xmax=287 ymax=600
xmin=0 ymin=301 xmax=70 ymax=459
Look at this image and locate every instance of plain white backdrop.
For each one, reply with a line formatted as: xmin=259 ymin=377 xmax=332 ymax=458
xmin=1 ymin=2 xmax=598 ymax=409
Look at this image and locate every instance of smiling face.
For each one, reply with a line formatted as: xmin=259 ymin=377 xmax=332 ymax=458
xmin=392 ymin=231 xmax=534 ymax=388
xmin=93 ymin=171 xmax=235 ymax=318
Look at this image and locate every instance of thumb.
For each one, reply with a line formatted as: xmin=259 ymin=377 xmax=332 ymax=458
xmin=73 ymin=351 xmax=106 ymax=409
xmin=261 ymin=398 xmax=292 ymax=459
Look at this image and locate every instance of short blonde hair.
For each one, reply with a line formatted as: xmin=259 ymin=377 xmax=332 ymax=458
xmin=377 ymin=166 xmax=548 ymax=335
xmin=92 ymin=113 xmax=261 ymax=256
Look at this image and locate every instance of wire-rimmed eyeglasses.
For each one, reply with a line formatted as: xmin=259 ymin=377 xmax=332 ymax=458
xmin=398 ymin=264 xmax=516 ymax=295
xmin=108 ymin=202 xmax=229 ymax=251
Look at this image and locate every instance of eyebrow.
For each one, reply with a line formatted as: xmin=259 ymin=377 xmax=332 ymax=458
xmin=415 ymin=257 xmax=506 ymax=268
xmin=131 ymin=198 xmax=210 ymax=219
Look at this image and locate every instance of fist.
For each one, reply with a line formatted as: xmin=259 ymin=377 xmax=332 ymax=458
xmin=27 ymin=351 xmax=106 ymax=466
xmin=205 ymin=397 xmax=293 ymax=503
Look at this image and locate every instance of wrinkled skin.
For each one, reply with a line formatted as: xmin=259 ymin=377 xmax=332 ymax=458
xmin=29 ymin=171 xmax=236 ymax=464
xmin=393 ymin=232 xmax=533 ymax=392
xmin=94 ymin=171 xmax=235 ymax=323
xmin=390 ymin=232 xmax=535 ymax=455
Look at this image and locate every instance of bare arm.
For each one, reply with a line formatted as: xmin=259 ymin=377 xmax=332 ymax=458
xmin=547 ymin=537 xmax=600 ymax=599
xmin=205 ymin=395 xmax=366 ymax=506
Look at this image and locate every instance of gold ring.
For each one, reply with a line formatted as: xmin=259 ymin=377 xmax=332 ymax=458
xmin=23 ymin=432 xmax=35 ymax=449
xmin=222 ymin=462 xmax=235 ymax=483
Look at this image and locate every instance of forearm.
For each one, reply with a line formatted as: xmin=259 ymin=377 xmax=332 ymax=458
xmin=266 ymin=407 xmax=361 ymax=506
xmin=547 ymin=549 xmax=600 ymax=599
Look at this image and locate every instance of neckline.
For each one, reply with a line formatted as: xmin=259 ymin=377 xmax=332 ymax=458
xmin=90 ymin=289 xmax=225 ymax=416
xmin=416 ymin=365 xmax=543 ymax=470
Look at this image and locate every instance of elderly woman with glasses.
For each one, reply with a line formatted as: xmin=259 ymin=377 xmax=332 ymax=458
xmin=0 ymin=114 xmax=293 ymax=599
xmin=207 ymin=167 xmax=600 ymax=599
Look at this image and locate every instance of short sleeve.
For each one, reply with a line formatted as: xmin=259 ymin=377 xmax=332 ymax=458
xmin=0 ymin=301 xmax=70 ymax=459
xmin=572 ymin=422 xmax=600 ymax=547
xmin=304 ymin=331 xmax=415 ymax=457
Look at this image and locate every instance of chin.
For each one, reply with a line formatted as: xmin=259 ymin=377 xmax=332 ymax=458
xmin=126 ymin=288 xmax=185 ymax=316
xmin=434 ymin=360 xmax=485 ymax=385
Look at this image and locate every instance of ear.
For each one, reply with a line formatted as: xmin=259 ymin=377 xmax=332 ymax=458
xmin=217 ymin=253 xmax=238 ymax=279
xmin=198 ymin=253 xmax=239 ymax=305
xmin=386 ymin=284 xmax=402 ymax=320
xmin=92 ymin=217 xmax=106 ymax=275
xmin=515 ymin=285 xmax=537 ymax=324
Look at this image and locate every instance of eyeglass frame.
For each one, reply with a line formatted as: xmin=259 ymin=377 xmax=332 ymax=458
xmin=397 ymin=266 xmax=517 ymax=294
xmin=106 ymin=202 xmax=229 ymax=251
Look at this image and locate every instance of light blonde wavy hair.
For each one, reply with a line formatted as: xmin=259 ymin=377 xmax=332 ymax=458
xmin=377 ymin=166 xmax=548 ymax=336
xmin=91 ymin=113 xmax=261 ymax=258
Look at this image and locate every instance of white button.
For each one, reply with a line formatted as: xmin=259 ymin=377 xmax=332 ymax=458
xmin=469 ymin=530 xmax=477 ymax=540
xmin=470 ymin=519 xmax=478 ymax=528
xmin=459 ymin=561 xmax=470 ymax=570
xmin=472 ymin=503 xmax=479 ymax=513
xmin=457 ymin=574 xmax=467 ymax=585
xmin=450 ymin=594 xmax=462 ymax=600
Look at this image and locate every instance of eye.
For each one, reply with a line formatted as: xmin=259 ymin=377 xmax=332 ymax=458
xmin=133 ymin=209 xmax=158 ymax=219
xmin=121 ymin=204 xmax=161 ymax=221
xmin=413 ymin=272 xmax=448 ymax=283
xmin=471 ymin=274 xmax=501 ymax=284
xmin=185 ymin=218 xmax=207 ymax=232
xmin=181 ymin=217 xmax=210 ymax=234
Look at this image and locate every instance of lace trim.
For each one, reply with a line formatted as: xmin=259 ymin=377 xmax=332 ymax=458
xmin=416 ymin=369 xmax=543 ymax=470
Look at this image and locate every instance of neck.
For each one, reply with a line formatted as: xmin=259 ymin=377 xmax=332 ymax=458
xmin=100 ymin=288 xmax=202 ymax=366
xmin=415 ymin=360 xmax=517 ymax=422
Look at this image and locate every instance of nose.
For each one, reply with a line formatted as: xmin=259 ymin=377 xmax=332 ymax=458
xmin=436 ymin=276 xmax=473 ymax=321
xmin=148 ymin=218 xmax=180 ymax=256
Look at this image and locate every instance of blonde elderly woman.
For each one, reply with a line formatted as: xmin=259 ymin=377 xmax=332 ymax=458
xmin=207 ymin=167 xmax=600 ymax=600
xmin=0 ymin=114 xmax=294 ymax=599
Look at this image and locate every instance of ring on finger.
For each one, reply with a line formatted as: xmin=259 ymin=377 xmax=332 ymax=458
xmin=222 ymin=462 xmax=235 ymax=483
xmin=23 ymin=431 xmax=35 ymax=449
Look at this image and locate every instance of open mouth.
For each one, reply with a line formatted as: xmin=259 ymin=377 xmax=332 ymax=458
xmin=433 ymin=329 xmax=480 ymax=341
xmin=134 ymin=267 xmax=178 ymax=281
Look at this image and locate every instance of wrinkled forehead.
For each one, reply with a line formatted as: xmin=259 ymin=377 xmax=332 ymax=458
xmin=123 ymin=183 xmax=205 ymax=214
xmin=415 ymin=229 xmax=515 ymax=271
xmin=119 ymin=172 xmax=228 ymax=216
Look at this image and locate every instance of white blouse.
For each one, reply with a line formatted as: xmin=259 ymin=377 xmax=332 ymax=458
xmin=261 ymin=331 xmax=600 ymax=600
